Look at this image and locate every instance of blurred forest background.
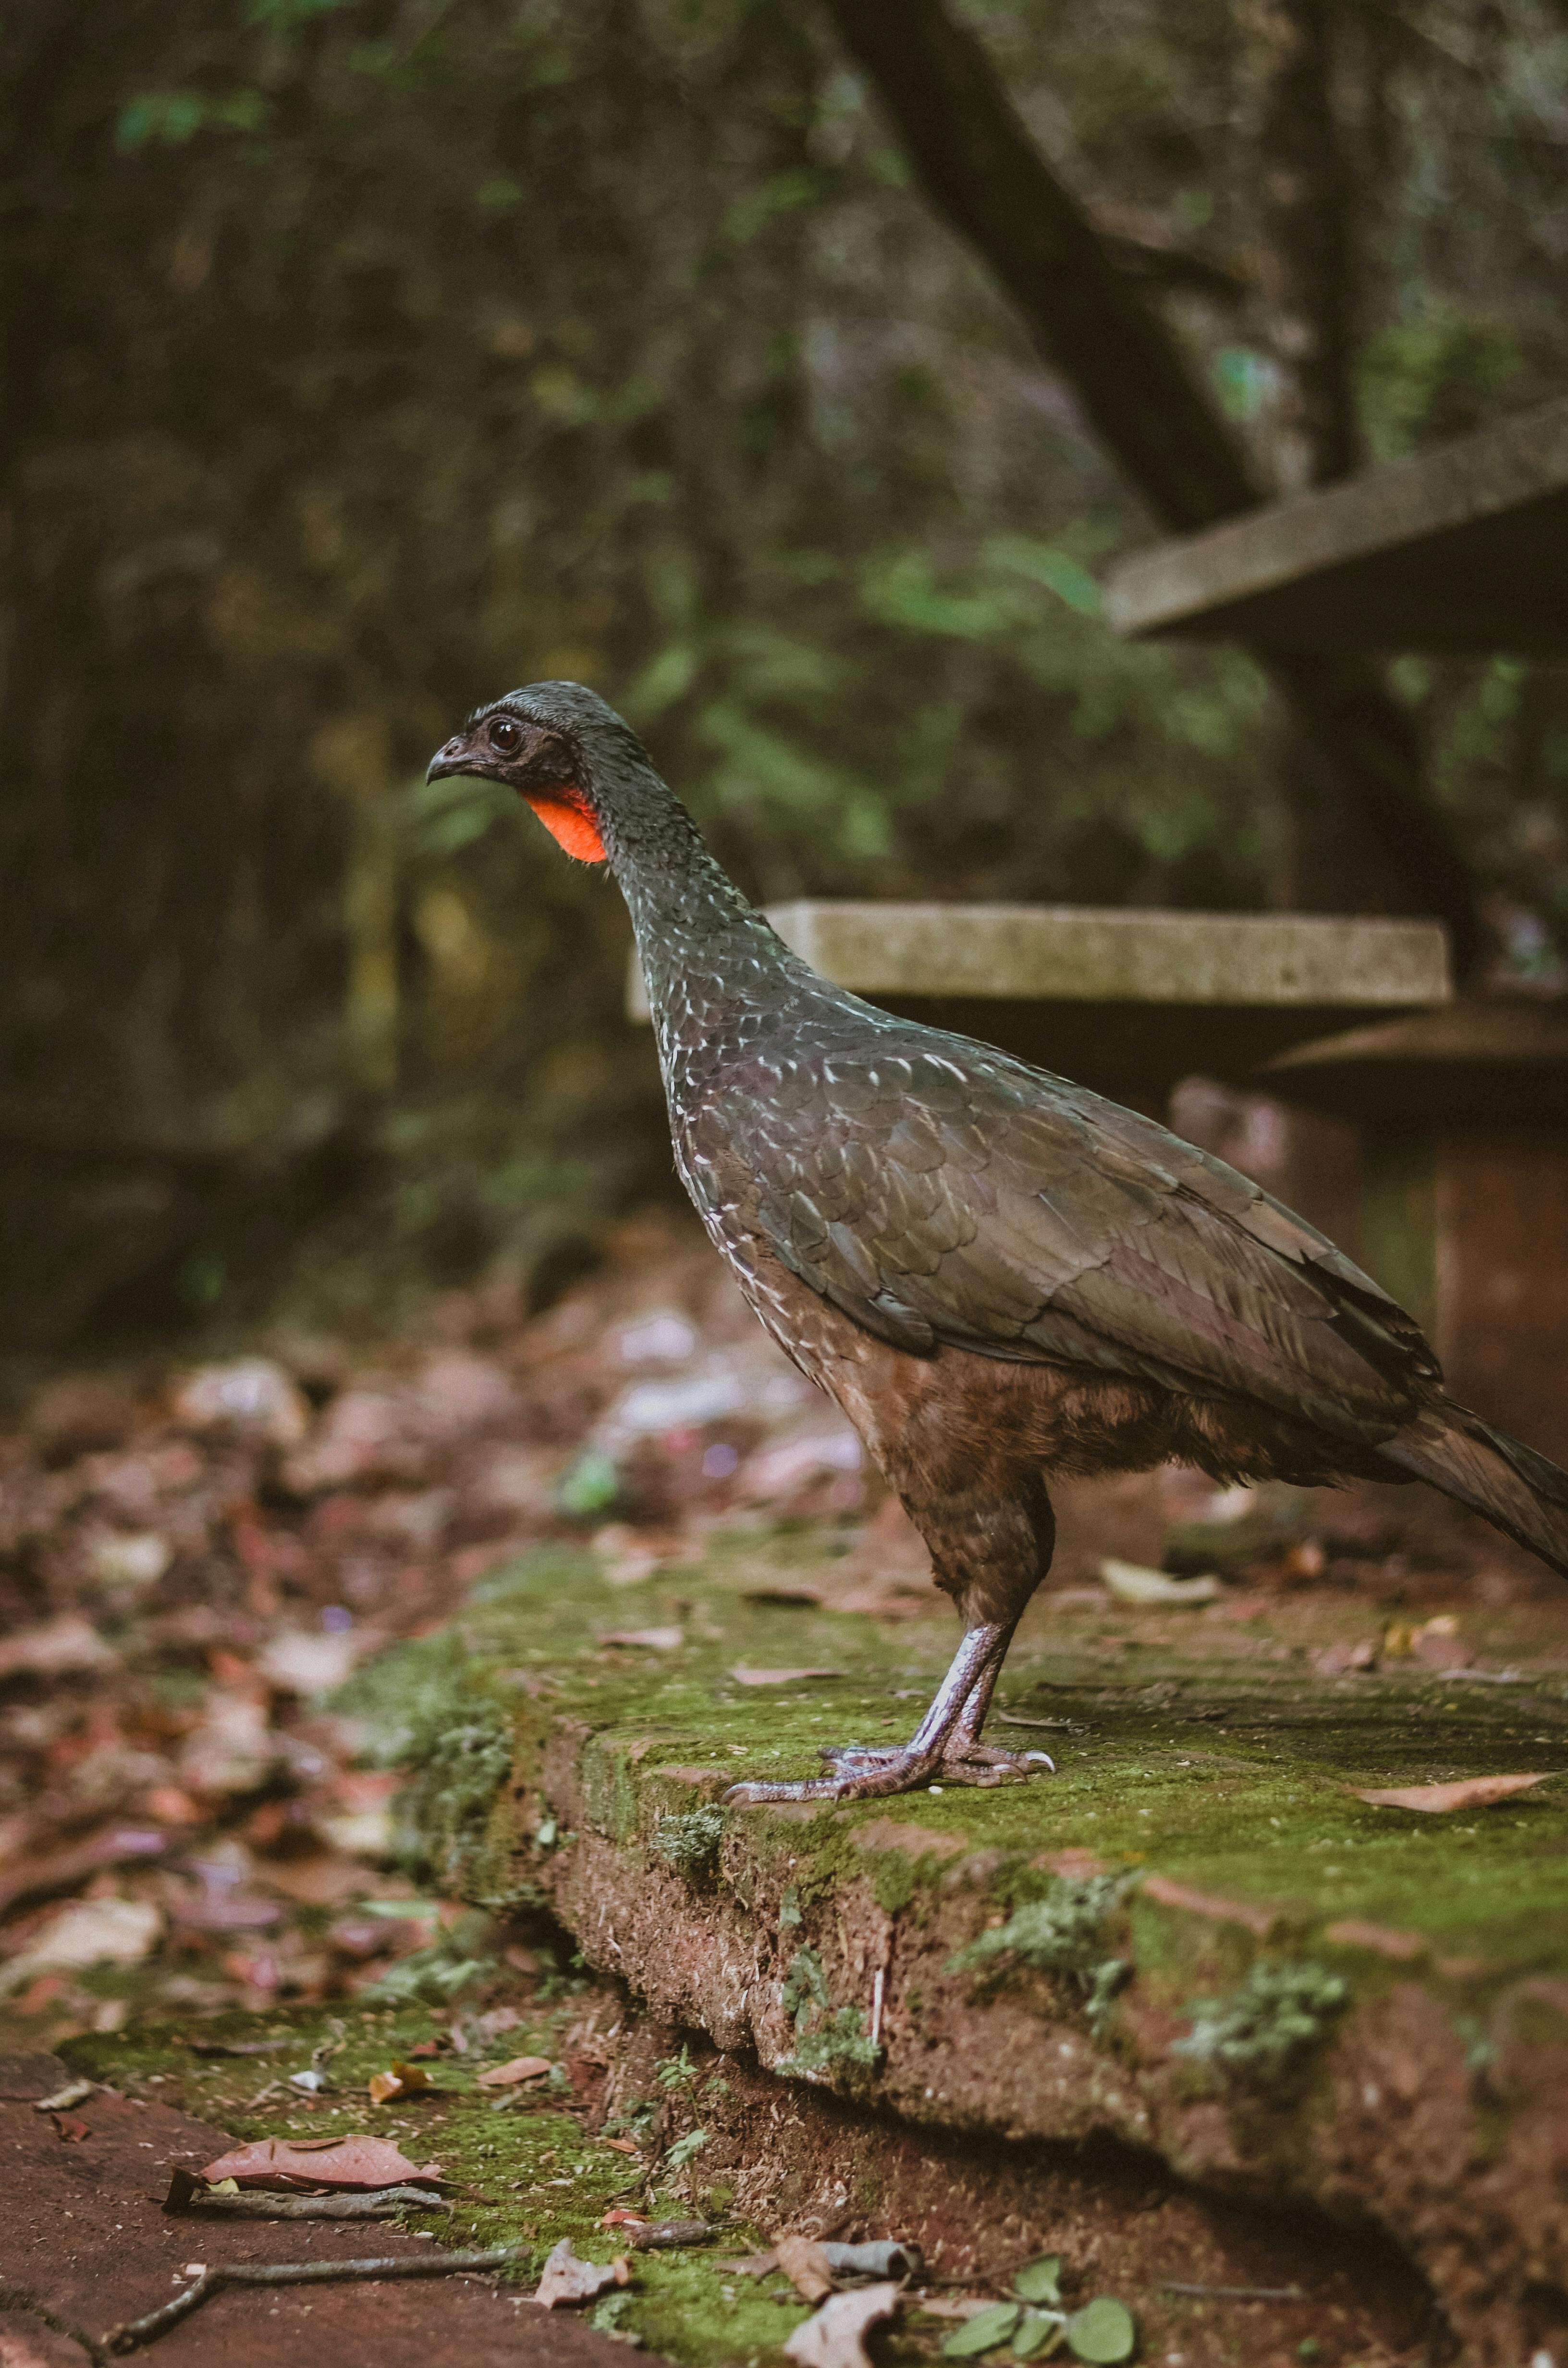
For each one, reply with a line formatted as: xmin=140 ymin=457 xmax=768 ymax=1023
xmin=3 ymin=0 xmax=1567 ymax=1364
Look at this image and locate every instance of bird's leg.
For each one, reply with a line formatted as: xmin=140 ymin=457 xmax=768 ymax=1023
xmin=817 ymin=1618 xmax=1054 ymax=1779
xmin=723 ymin=1621 xmax=1053 ymax=1806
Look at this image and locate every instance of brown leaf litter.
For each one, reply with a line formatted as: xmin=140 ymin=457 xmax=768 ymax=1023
xmin=1349 ymin=1772 xmax=1555 ymax=1813
xmin=197 ymin=2134 xmax=441 ymax=2191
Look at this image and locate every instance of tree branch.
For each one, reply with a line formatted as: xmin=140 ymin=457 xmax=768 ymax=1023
xmin=826 ymin=0 xmax=1258 ymax=533
xmin=824 ymin=0 xmax=1482 ymax=971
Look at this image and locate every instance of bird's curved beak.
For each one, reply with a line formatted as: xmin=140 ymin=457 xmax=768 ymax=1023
xmin=426 ymin=733 xmax=491 ymax=784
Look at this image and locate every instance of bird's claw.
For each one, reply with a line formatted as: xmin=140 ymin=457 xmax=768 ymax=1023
xmin=723 ymin=1739 xmax=1054 ymax=1806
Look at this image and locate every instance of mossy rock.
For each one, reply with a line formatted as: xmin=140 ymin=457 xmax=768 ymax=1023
xmin=340 ymin=1530 xmax=1568 ymax=2359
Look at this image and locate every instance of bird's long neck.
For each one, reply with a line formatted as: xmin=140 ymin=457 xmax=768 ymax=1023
xmin=596 ymin=753 xmax=815 ymax=1092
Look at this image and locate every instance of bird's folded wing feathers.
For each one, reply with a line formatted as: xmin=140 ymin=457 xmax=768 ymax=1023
xmin=698 ymin=1040 xmax=1428 ymax=1441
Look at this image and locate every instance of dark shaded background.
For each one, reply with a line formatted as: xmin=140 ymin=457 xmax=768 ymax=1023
xmin=4 ymin=0 xmax=1567 ymax=1362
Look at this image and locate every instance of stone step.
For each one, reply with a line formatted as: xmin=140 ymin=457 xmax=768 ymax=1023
xmin=347 ymin=1528 xmax=1568 ymax=2361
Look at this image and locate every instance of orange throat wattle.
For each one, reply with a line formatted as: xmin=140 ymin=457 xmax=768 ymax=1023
xmin=524 ymin=790 xmax=606 ymax=864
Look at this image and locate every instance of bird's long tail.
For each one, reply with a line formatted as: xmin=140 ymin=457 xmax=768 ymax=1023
xmin=1379 ymin=1406 xmax=1568 ymax=1581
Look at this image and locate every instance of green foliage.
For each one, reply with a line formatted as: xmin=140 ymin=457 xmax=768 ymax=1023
xmin=591 ymin=2291 xmax=638 ymax=2336
xmin=1173 ymin=1959 xmax=1349 ymax=2080
xmin=662 ymin=2127 xmax=709 ymax=2173
xmin=940 ymin=2275 xmax=1135 ymax=2361
xmin=557 ymin=1452 xmax=622 ymax=1519
xmin=953 ymin=1875 xmax=1132 ymax=1974
xmin=1013 ymin=2258 xmax=1063 ymax=2306
xmin=334 ymin=1633 xmax=514 ymax=1897
xmin=360 ymin=1910 xmax=496 ymax=2005
xmin=1082 ymin=1957 xmax=1131 ymax=2038
xmin=650 ymin=1807 xmax=727 ymax=1881
xmin=776 ymin=1944 xmax=881 ymax=2081
xmin=116 ymin=89 xmax=267 ymax=148
xmin=1213 ymin=346 xmax=1276 ymax=422
xmin=780 ymin=1945 xmax=831 ymax=2020
xmin=1063 ymin=2299 xmax=1137 ymax=2362
xmin=1359 ymin=312 xmax=1524 ymax=462
xmin=654 ymin=2044 xmax=701 ymax=2093
xmin=776 ymin=2004 xmax=881 ymax=2080
xmin=944 ymin=2303 xmax=1024 ymax=2356
xmin=948 ymin=1876 xmax=1128 ymax=1977
xmin=949 ymin=1875 xmax=1135 ymax=2036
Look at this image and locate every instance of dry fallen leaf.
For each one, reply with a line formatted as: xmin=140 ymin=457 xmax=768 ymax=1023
xmin=602 ymin=2136 xmax=640 ymax=2155
xmin=730 ymin=1666 xmax=840 ymax=1687
xmin=0 ymin=1614 xmax=118 ymax=1680
xmin=784 ymin=2281 xmax=901 ymax=2368
xmin=0 ymin=1895 xmax=163 ymax=1994
xmin=1350 ymin=1773 xmax=1554 ymax=1814
xmin=367 ymin=2060 xmax=434 ymax=2104
xmin=1099 ymin=1558 xmax=1219 ymax=1606
xmin=1312 ymin=1639 xmax=1377 ymax=1677
xmin=774 ymin=2233 xmax=837 ymax=2303
xmin=474 ymin=2055 xmax=552 ymax=2089
xmin=532 ymin=2238 xmax=630 ymax=2307
xmin=198 ymin=2135 xmax=440 ymax=2192
xmin=470 ymin=2006 xmax=525 ymax=2041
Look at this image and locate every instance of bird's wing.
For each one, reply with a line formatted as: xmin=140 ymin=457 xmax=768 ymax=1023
xmin=693 ymin=1033 xmax=1428 ymax=1443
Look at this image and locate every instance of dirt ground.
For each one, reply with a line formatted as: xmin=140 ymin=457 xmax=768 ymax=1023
xmin=0 ymin=2046 xmax=660 ymax=2365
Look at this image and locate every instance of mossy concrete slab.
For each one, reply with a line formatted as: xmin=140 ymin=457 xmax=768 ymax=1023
xmin=346 ymin=1535 xmax=1568 ymax=2361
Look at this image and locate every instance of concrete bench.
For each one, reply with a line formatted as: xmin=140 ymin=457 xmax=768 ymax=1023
xmin=628 ymin=900 xmax=1451 ymax=1113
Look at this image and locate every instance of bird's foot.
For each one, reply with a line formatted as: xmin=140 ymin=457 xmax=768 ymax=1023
xmin=723 ymin=1739 xmax=1053 ymax=1807
xmin=821 ymin=1739 xmax=1054 ymax=1788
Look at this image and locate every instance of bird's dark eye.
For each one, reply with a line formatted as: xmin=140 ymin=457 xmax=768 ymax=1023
xmin=488 ymin=716 xmax=522 ymax=753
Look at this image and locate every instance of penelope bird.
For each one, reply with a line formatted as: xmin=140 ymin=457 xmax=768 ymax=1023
xmin=429 ymin=682 xmax=1568 ymax=1805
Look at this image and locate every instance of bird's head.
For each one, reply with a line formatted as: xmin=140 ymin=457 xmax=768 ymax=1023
xmin=427 ymin=681 xmax=651 ymax=866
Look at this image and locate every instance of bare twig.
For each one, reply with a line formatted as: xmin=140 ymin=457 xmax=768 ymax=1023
xmin=624 ymin=2219 xmax=711 ymax=2251
xmin=102 ymin=2245 xmax=531 ymax=2355
xmin=184 ymin=2038 xmax=290 ymax=2059
xmin=170 ymin=2186 xmax=447 ymax=2222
